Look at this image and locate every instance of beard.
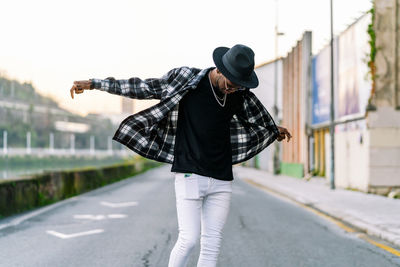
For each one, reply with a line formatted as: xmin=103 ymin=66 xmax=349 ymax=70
xmin=215 ymin=76 xmax=227 ymax=94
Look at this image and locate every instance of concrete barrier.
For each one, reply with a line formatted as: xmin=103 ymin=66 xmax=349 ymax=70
xmin=0 ymin=158 xmax=161 ymax=217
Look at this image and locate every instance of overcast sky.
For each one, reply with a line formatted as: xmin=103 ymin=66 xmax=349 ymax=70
xmin=0 ymin=0 xmax=372 ymax=116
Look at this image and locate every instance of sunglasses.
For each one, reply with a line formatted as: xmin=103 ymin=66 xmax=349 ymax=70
xmin=224 ymin=77 xmax=247 ymax=91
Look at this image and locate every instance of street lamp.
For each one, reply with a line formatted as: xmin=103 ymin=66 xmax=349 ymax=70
xmin=273 ymin=0 xmax=284 ymax=174
xmin=329 ymin=0 xmax=336 ymax=189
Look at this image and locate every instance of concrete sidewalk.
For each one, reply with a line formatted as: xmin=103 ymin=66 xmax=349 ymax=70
xmin=233 ymin=166 xmax=400 ymax=248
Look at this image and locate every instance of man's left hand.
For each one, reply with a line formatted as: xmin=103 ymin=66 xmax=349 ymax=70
xmin=276 ymin=126 xmax=292 ymax=142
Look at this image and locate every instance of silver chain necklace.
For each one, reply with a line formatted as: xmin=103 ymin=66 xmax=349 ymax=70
xmin=208 ymin=72 xmax=227 ymax=107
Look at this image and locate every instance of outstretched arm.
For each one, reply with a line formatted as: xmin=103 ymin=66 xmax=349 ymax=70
xmin=70 ymin=68 xmax=179 ymax=100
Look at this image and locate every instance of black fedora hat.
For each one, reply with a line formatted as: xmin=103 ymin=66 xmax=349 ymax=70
xmin=213 ymin=44 xmax=259 ymax=89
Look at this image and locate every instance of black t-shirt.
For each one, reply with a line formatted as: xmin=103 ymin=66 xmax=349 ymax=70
xmin=171 ymin=69 xmax=244 ymax=181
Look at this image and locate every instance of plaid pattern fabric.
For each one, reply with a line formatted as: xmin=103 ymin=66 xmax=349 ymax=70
xmin=92 ymin=67 xmax=279 ymax=164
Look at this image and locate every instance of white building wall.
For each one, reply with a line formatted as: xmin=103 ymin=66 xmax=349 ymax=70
xmin=253 ymin=60 xmax=283 ymax=172
xmin=330 ymin=122 xmax=370 ymax=191
xmin=323 ymin=14 xmax=373 ymax=191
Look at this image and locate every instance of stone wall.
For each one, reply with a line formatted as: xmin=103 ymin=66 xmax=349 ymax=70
xmin=0 ymin=159 xmax=161 ymax=217
xmin=366 ymin=0 xmax=400 ymax=194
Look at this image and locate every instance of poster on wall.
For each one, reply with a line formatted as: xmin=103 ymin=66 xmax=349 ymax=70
xmin=312 ymin=45 xmax=331 ymax=125
xmin=337 ymin=13 xmax=371 ymax=120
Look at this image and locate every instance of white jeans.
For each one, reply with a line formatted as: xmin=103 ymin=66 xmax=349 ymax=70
xmin=168 ymin=173 xmax=232 ymax=267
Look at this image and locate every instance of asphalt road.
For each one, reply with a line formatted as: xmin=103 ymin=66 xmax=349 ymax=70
xmin=0 ymin=165 xmax=399 ymax=267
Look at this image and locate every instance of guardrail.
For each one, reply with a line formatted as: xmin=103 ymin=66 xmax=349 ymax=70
xmin=0 ymin=148 xmax=135 ymax=157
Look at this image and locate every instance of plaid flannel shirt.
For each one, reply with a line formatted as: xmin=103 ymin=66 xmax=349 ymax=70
xmin=92 ymin=66 xmax=279 ymax=164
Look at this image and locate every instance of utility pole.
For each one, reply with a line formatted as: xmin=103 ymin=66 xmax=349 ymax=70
xmin=3 ymin=131 xmax=7 ymax=155
xmin=90 ymin=135 xmax=95 ymax=155
xmin=70 ymin=134 xmax=75 ymax=155
xmin=49 ymin=132 xmax=54 ymax=154
xmin=107 ymin=136 xmax=113 ymax=155
xmin=273 ymin=0 xmax=284 ymax=174
xmin=26 ymin=131 xmax=31 ymax=155
xmin=329 ymin=0 xmax=336 ymax=189
xmin=11 ymin=81 xmax=15 ymax=98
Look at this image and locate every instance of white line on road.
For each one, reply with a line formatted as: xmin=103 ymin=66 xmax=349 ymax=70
xmin=46 ymin=229 xmax=104 ymax=239
xmin=73 ymin=214 xmax=106 ymax=220
xmin=107 ymin=214 xmax=128 ymax=219
xmin=73 ymin=214 xmax=128 ymax=220
xmin=100 ymin=201 xmax=138 ymax=208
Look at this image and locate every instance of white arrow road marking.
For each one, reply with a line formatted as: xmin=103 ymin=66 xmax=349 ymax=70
xmin=73 ymin=214 xmax=128 ymax=220
xmin=0 ymin=196 xmax=80 ymax=231
xmin=100 ymin=201 xmax=138 ymax=208
xmin=73 ymin=214 xmax=106 ymax=220
xmin=46 ymin=229 xmax=104 ymax=239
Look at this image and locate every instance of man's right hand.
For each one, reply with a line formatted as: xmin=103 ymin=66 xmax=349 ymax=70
xmin=70 ymin=80 xmax=93 ymax=99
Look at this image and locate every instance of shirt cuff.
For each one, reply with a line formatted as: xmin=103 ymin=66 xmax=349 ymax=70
xmin=91 ymin=79 xmax=105 ymax=91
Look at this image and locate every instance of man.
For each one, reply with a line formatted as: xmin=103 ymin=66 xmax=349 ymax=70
xmin=71 ymin=44 xmax=291 ymax=267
